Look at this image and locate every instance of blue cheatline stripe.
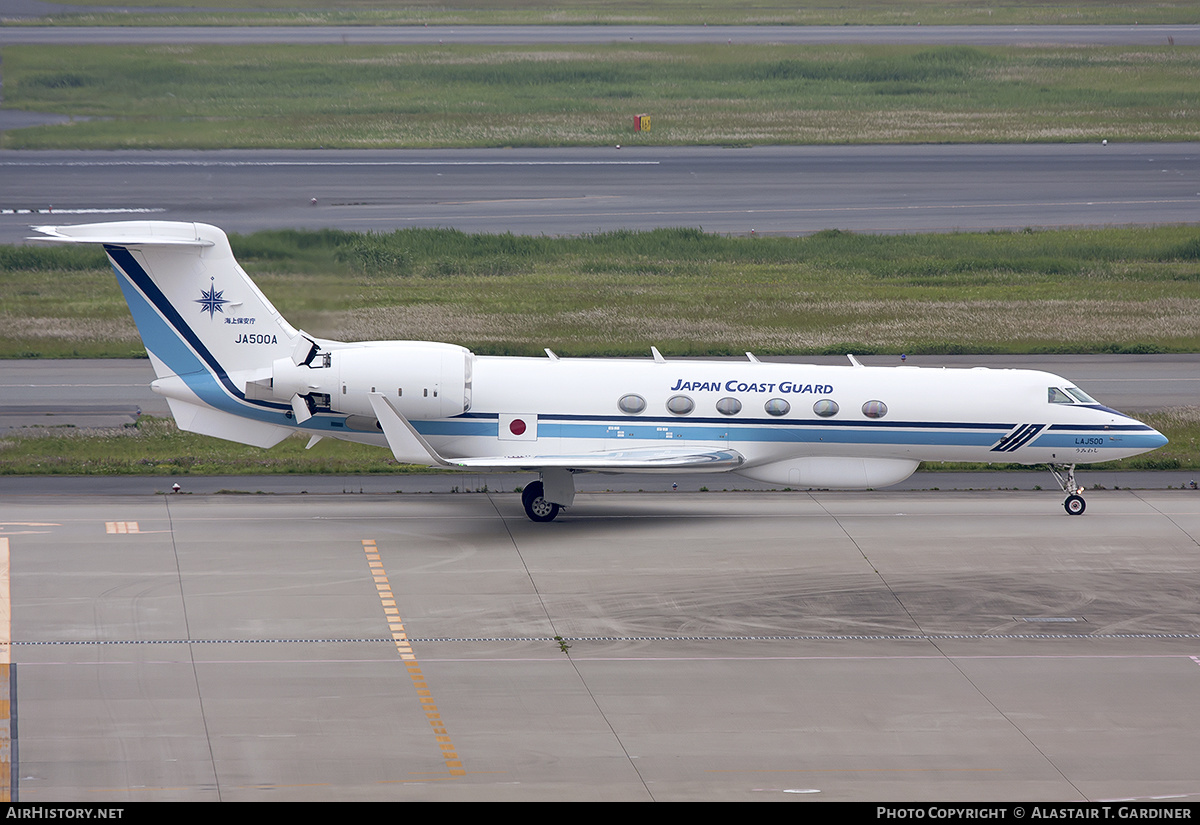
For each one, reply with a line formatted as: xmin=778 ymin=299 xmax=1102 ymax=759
xmin=107 ymin=246 xmax=261 ymax=406
xmin=1047 ymin=423 xmax=1157 ymax=432
xmin=418 ymin=417 xmax=1160 ymax=453
xmin=485 ymin=411 xmax=1017 ymax=431
xmin=107 ymin=246 xmax=351 ymax=434
xmin=111 ymin=259 xmax=229 ymax=403
xmin=1007 ymin=423 xmax=1045 ymax=450
xmin=990 ymin=425 xmax=1022 ymax=453
xmin=463 ymin=410 xmax=1157 ymax=434
xmin=422 ymin=418 xmax=1001 ymax=449
xmin=1031 ymin=432 xmax=1168 ymax=450
xmin=991 ymin=423 xmax=1046 ymax=453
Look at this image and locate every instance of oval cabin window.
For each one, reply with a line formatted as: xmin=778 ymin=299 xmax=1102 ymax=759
xmin=862 ymin=400 xmax=888 ymax=419
xmin=716 ymin=397 xmax=742 ymax=416
xmin=666 ymin=395 xmax=695 ymax=415
xmin=764 ymin=398 xmax=790 ymax=417
xmin=618 ymin=394 xmax=646 ymax=414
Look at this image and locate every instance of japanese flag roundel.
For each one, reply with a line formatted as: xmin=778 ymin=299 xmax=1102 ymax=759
xmin=499 ymin=413 xmax=538 ymax=441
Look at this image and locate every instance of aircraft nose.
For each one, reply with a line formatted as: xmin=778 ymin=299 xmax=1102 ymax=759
xmin=1148 ymin=427 xmax=1169 ymax=449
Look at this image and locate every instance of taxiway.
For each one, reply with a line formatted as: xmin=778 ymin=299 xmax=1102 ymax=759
xmin=4 ymin=487 xmax=1199 ymax=801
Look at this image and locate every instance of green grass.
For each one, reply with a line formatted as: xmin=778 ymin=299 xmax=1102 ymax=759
xmin=0 ymin=417 xmax=411 ymax=476
xmin=3 ymin=43 xmax=1200 ymax=148
xmin=5 ymin=225 xmax=1200 ymax=359
xmin=12 ymin=0 xmax=1199 ymax=26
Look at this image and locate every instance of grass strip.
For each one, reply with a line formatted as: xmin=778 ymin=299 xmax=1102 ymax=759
xmin=4 ymin=225 xmax=1200 ymax=359
xmin=3 ymin=43 xmax=1200 ymax=149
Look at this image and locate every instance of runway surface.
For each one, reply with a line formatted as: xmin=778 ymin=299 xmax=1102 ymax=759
xmin=2 ymin=24 xmax=1198 ymax=46
xmin=4 ymin=486 xmax=1199 ymax=801
xmin=4 ymin=144 xmax=1199 ymax=244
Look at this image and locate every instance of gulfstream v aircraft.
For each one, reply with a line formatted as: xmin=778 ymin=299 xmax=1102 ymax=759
xmin=34 ymin=221 xmax=1167 ymax=521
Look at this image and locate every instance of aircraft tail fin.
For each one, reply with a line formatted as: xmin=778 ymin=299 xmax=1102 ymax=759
xmin=34 ymin=221 xmax=302 ymax=376
xmin=32 ymin=221 xmax=304 ymax=446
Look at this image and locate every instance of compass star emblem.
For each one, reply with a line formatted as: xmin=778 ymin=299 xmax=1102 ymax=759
xmin=196 ymin=285 xmax=229 ymax=318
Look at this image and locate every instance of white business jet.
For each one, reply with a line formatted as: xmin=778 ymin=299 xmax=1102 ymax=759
xmin=33 ymin=221 xmax=1167 ymax=521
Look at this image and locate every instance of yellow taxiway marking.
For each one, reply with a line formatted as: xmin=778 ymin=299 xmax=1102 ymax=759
xmin=0 ymin=538 xmax=12 ymax=801
xmin=363 ymin=539 xmax=465 ymax=778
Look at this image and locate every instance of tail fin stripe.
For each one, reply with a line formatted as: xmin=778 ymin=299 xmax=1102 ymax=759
xmin=107 ymin=245 xmax=291 ymax=417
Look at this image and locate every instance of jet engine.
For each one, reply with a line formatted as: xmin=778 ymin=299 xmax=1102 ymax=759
xmin=268 ymin=340 xmax=473 ymax=424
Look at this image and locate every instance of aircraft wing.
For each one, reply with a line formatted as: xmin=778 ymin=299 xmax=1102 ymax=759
xmin=448 ymin=447 xmax=746 ymax=472
xmin=368 ymin=393 xmax=744 ymax=473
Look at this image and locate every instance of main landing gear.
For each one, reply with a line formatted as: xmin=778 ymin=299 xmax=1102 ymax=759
xmin=520 ymin=469 xmax=576 ymax=522
xmin=521 ymin=480 xmax=561 ymax=522
xmin=1048 ymin=463 xmax=1086 ymax=516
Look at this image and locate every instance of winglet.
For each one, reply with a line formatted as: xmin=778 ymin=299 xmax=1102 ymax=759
xmin=368 ymin=393 xmax=453 ymax=467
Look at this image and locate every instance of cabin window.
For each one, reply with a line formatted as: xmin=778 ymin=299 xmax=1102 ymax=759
xmin=813 ymin=399 xmax=839 ymax=418
xmin=862 ymin=400 xmax=888 ymax=419
xmin=716 ymin=397 xmax=742 ymax=416
xmin=1048 ymin=387 xmax=1073 ymax=404
xmin=764 ymin=398 xmax=790 ymax=417
xmin=618 ymin=394 xmax=646 ymax=415
xmin=667 ymin=395 xmax=695 ymax=415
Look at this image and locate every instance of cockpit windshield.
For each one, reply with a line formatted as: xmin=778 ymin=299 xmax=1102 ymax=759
xmin=1048 ymin=386 xmax=1098 ymax=405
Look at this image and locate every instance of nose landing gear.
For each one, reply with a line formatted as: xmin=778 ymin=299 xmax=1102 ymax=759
xmin=1048 ymin=464 xmax=1086 ymax=515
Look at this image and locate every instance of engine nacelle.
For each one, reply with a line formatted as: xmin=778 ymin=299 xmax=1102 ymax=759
xmin=270 ymin=341 xmax=473 ymax=422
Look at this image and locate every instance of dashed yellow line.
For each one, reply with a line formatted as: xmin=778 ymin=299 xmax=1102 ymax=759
xmin=0 ymin=537 xmax=11 ymax=801
xmin=362 ymin=539 xmax=464 ymax=778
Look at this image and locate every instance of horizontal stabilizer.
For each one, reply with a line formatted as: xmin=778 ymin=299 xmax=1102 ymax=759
xmin=31 ymin=222 xmax=215 ymax=247
xmin=164 ymin=398 xmax=293 ymax=448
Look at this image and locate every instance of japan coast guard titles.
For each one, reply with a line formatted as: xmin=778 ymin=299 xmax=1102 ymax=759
xmin=669 ymin=378 xmax=834 ymax=394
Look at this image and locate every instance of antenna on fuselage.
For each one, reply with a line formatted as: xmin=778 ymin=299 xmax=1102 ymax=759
xmin=651 ymin=346 xmax=666 ymax=363
xmin=847 ymin=354 xmax=864 ymax=368
xmin=746 ymin=352 xmax=761 ymax=363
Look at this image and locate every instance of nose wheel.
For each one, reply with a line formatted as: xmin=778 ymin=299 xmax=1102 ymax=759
xmin=1049 ymin=464 xmax=1087 ymax=516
